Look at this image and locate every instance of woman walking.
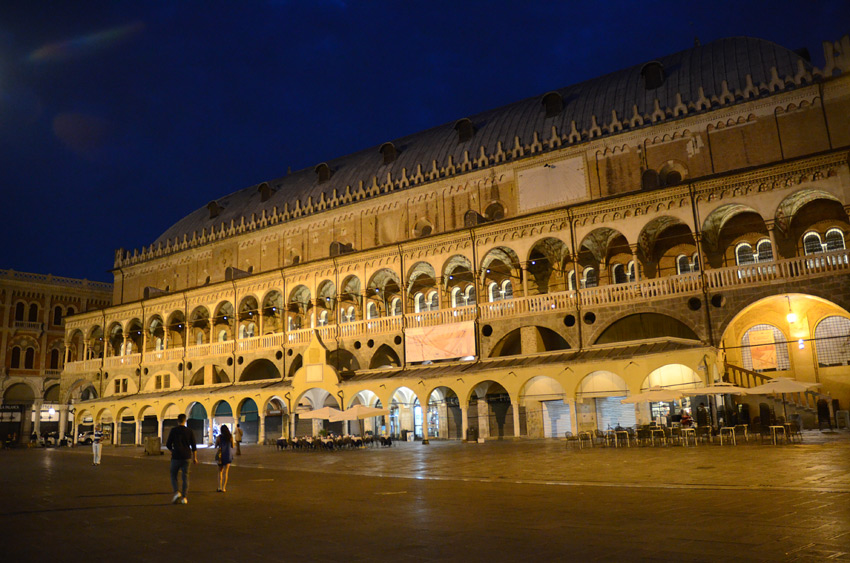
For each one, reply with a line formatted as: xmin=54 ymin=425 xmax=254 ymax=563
xmin=215 ymin=424 xmax=234 ymax=492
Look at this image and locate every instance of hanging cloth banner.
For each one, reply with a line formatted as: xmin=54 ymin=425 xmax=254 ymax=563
xmin=749 ymin=329 xmax=777 ymax=370
xmin=405 ymin=321 xmax=476 ymax=362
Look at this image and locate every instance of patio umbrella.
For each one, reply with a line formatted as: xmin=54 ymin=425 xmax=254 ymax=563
xmin=746 ymin=377 xmax=820 ymax=420
xmin=620 ymin=387 xmax=683 ymax=404
xmin=329 ymin=405 xmax=389 ymax=442
xmin=682 ymin=382 xmax=750 ymax=396
xmin=297 ymin=406 xmax=342 ymax=419
xmin=328 ymin=405 xmax=389 ymax=422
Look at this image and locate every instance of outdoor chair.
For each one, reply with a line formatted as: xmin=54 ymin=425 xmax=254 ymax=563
xmin=594 ymin=429 xmax=607 ymax=446
xmin=787 ymin=421 xmax=803 ymax=443
xmin=564 ymin=431 xmax=579 ymax=449
xmin=695 ymin=426 xmax=711 ymax=444
xmin=733 ymin=425 xmax=749 ymax=443
xmin=577 ymin=431 xmax=594 ymax=449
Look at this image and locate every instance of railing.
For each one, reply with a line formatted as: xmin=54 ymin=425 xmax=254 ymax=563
xmin=144 ymin=347 xmax=185 ymax=363
xmin=14 ymin=321 xmax=42 ymax=330
xmin=64 ymin=359 xmax=103 ymax=374
xmin=339 ymin=316 xmax=402 ymax=338
xmin=724 ymin=363 xmax=823 ymax=411
xmin=706 ymin=249 xmax=850 ymax=290
xmin=44 ymin=369 xmax=62 ymax=377
xmin=103 ymin=353 xmax=140 ymax=368
xmin=406 ymin=305 xmax=476 ymax=328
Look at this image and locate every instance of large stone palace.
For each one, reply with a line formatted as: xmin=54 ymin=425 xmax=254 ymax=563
xmin=58 ymin=35 xmax=850 ymax=446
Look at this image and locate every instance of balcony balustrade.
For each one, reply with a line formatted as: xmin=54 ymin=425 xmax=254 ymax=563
xmin=62 ymin=248 xmax=849 ymax=375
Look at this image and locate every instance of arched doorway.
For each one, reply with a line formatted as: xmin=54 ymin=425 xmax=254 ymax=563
xmin=237 ymin=399 xmax=259 ymax=443
xmin=264 ymin=397 xmax=288 ymax=441
xmin=468 ymin=381 xmax=517 ymax=439
xmin=116 ymin=407 xmax=136 ymax=445
xmin=520 ymin=376 xmax=569 ymax=438
xmin=639 ymin=365 xmax=703 ymax=425
xmin=575 ymin=371 xmax=634 ymax=432
xmin=389 ymin=387 xmax=419 ymax=439
xmin=427 ymin=386 xmax=462 ymax=440
xmin=212 ymin=401 xmax=235 ymax=444
xmin=187 ymin=402 xmax=209 ymax=445
xmin=2 ymin=383 xmax=35 ymax=442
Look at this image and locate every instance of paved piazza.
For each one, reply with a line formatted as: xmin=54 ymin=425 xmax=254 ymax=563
xmin=2 ymin=433 xmax=849 ymax=562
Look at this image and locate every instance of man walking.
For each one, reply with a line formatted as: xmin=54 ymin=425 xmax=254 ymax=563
xmin=91 ymin=426 xmax=102 ymax=466
xmin=165 ymin=414 xmax=197 ymax=504
xmin=234 ymin=423 xmax=243 ymax=455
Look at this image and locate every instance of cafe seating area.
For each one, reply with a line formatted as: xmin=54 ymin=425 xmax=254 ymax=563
xmin=275 ymin=434 xmax=393 ymax=451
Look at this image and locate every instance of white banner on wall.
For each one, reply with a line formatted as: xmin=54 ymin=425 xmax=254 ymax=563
xmin=517 ymin=155 xmax=587 ymax=212
xmin=405 ymin=321 xmax=476 ymax=362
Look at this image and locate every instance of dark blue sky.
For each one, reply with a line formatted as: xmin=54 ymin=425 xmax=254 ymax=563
xmin=1 ymin=1 xmax=848 ymax=282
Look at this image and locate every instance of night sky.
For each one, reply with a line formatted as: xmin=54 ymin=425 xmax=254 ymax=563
xmin=1 ymin=1 xmax=848 ymax=283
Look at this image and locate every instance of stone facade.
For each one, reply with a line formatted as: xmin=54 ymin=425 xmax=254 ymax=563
xmin=60 ymin=35 xmax=850 ymax=445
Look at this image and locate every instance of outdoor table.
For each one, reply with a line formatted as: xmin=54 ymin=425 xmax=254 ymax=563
xmin=615 ymin=430 xmax=630 ymax=448
xmin=649 ymin=428 xmax=666 ymax=446
xmin=680 ymin=427 xmax=696 ymax=446
xmin=719 ymin=426 xmax=736 ymax=445
xmin=769 ymin=425 xmax=786 ymax=445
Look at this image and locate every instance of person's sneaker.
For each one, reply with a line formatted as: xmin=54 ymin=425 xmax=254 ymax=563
xmin=172 ymin=492 xmax=182 ymax=504
xmin=180 ymin=497 xmax=188 ymax=504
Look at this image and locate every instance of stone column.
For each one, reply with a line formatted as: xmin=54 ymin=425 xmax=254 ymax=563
xmin=461 ymin=404 xmax=469 ymax=441
xmin=208 ymin=418 xmax=215 ymax=446
xmin=629 ymin=244 xmax=641 ymax=282
xmin=157 ymin=418 xmax=163 ymax=441
xmin=58 ymin=405 xmax=69 ymax=439
xmin=32 ymin=399 xmax=44 ymax=438
xmin=477 ymin=399 xmax=490 ymax=439
xmin=765 ymin=220 xmax=780 ymax=259
xmin=114 ymin=421 xmax=121 ymax=445
xmin=258 ymin=415 xmax=266 ymax=444
xmin=512 ymin=401 xmax=521 ymax=437
xmin=135 ymin=420 xmax=142 ymax=445
xmin=521 ymin=264 xmax=529 ymax=298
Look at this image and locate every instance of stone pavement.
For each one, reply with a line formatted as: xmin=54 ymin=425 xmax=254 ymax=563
xmin=1 ymin=430 xmax=849 ymax=562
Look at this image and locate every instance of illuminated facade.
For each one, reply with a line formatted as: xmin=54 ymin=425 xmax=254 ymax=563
xmin=60 ymin=36 xmax=850 ymax=445
xmin=0 ymin=270 xmax=111 ymax=443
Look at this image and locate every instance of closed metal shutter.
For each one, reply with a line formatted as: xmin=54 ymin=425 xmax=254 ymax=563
xmin=542 ymin=400 xmax=571 ymax=437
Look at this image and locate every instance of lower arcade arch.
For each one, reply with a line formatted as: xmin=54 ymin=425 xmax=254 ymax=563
xmin=520 ymin=376 xmax=569 ymax=438
xmin=574 ymin=371 xmax=634 ymax=433
xmin=187 ymin=402 xmax=209 ymax=445
xmin=236 ymin=398 xmax=259 ymax=443
xmin=467 ymin=381 xmax=517 ymax=439
xmin=427 ymin=386 xmax=462 ymax=440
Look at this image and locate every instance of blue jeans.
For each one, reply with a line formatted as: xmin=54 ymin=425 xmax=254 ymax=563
xmin=170 ymin=459 xmax=190 ymax=496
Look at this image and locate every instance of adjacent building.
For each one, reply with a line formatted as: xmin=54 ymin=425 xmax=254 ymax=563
xmin=1 ymin=270 xmax=111 ymax=443
xmin=59 ymin=35 xmax=850 ymax=446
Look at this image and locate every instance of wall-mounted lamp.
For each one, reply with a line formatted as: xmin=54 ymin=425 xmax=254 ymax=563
xmin=785 ymin=296 xmax=797 ymax=324
xmin=798 ymin=338 xmax=805 ymax=350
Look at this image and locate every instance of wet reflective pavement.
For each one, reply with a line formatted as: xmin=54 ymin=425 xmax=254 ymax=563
xmin=2 ymin=431 xmax=849 ymax=562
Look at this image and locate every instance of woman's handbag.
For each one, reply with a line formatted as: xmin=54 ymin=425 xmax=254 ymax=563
xmin=215 ymin=448 xmax=222 ymax=463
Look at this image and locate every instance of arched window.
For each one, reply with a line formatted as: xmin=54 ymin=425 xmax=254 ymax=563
xmin=741 ymin=324 xmax=791 ymax=372
xmin=10 ymin=346 xmax=21 ymax=368
xmin=367 ymin=302 xmax=378 ymax=319
xmin=155 ymin=337 xmax=163 ymax=351
xmin=613 ymin=264 xmax=627 ymax=284
xmin=28 ymin=304 xmax=38 ymax=322
xmin=825 ymin=228 xmax=846 ymax=251
xmin=238 ymin=325 xmax=246 ymax=339
xmin=677 ymin=255 xmax=691 ymax=274
xmin=53 ymin=306 xmax=63 ymax=326
xmin=568 ymin=271 xmax=576 ymax=291
xmin=814 ymin=315 xmax=850 ymax=367
xmin=196 ymin=332 xmax=204 ymax=345
xmin=50 ymin=349 xmax=60 ymax=370
xmin=427 ymin=291 xmax=439 ymax=311
xmin=66 ymin=307 xmax=75 ymax=317
xmin=803 ymin=232 xmax=823 ymax=255
xmin=390 ymin=298 xmax=402 ymax=316
xmin=692 ymin=253 xmax=700 ymax=272
xmin=627 ymin=261 xmax=636 ymax=282
xmin=500 ymin=280 xmax=511 ymax=299
xmin=347 ymin=306 xmax=356 ymax=322
xmin=218 ymin=330 xmax=228 ymax=342
xmin=583 ymin=268 xmax=597 ymax=288
xmin=736 ymin=243 xmax=755 ymax=265
xmin=318 ymin=311 xmax=329 ymax=326
xmin=756 ymin=239 xmax=773 ymax=262
xmin=414 ymin=293 xmax=426 ymax=312
xmin=14 ymin=302 xmax=25 ymax=322
xmin=451 ymin=287 xmax=463 ymax=308
xmin=488 ymin=282 xmax=500 ymax=302
xmin=24 ymin=347 xmax=35 ymax=369
xmin=465 ymin=286 xmax=476 ymax=306
xmin=247 ymin=322 xmax=256 ymax=337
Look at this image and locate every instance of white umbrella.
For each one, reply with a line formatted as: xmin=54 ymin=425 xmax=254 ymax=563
xmin=298 ymin=406 xmax=342 ymax=419
xmin=620 ymin=387 xmax=683 ymax=404
xmin=328 ymin=405 xmax=389 ymax=422
xmin=682 ymin=382 xmax=749 ymax=396
xmin=747 ymin=377 xmax=820 ymax=420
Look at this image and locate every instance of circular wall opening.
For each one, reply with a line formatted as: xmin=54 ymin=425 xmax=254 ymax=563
xmin=583 ymin=312 xmax=596 ymax=325
xmin=482 ymin=324 xmax=493 ymax=337
xmin=564 ymin=315 xmax=576 ymax=327
xmin=688 ymin=297 xmax=702 ymax=311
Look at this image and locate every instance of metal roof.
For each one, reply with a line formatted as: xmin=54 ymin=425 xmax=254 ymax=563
xmin=154 ymin=37 xmax=809 ymax=246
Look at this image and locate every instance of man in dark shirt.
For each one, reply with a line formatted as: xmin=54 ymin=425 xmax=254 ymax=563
xmin=165 ymin=414 xmax=197 ymax=504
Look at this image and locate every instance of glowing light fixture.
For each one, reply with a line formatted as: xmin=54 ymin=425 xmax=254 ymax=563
xmin=48 ymin=407 xmax=56 ymax=417
xmin=785 ymin=296 xmax=797 ymax=324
